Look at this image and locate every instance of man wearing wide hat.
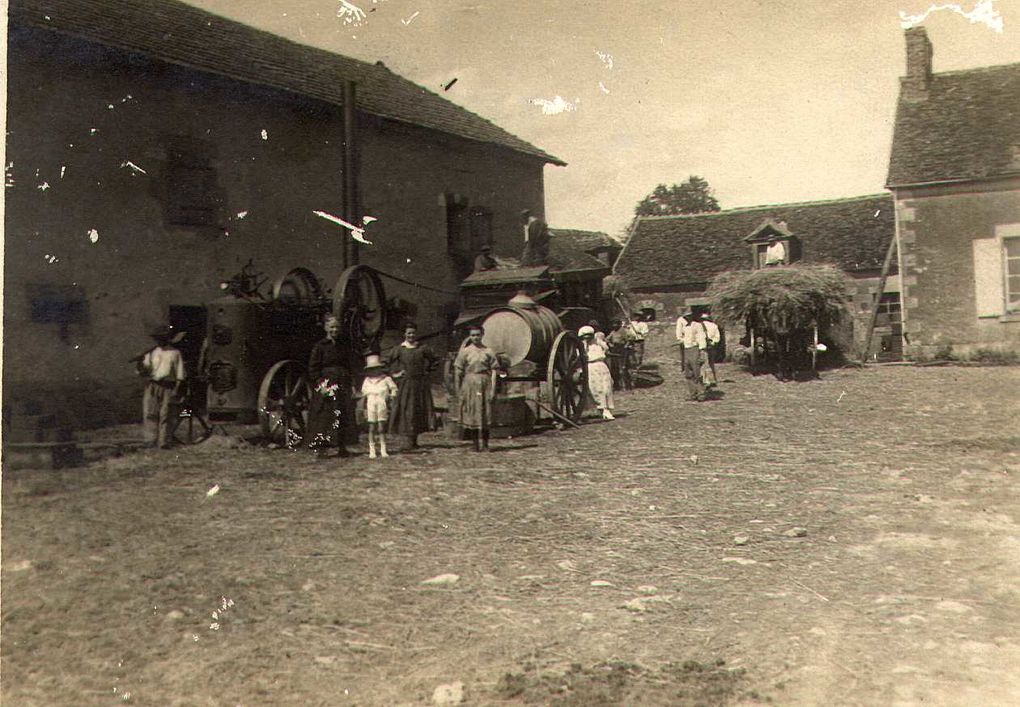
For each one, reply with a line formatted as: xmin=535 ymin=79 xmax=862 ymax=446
xmin=136 ymin=324 xmax=186 ymax=449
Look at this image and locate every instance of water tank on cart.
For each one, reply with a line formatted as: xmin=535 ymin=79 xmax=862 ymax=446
xmin=481 ymin=292 xmax=563 ymax=370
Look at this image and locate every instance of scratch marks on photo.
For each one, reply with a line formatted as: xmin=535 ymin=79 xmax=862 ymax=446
xmin=313 ymin=210 xmax=376 ymax=245
xmin=337 ymin=0 xmax=367 ymax=26
xmin=595 ymin=49 xmax=615 ymax=95
xmin=120 ymin=160 xmax=148 ymax=175
xmin=529 ymin=96 xmax=579 ymax=115
xmin=899 ymin=0 xmax=1004 ymax=33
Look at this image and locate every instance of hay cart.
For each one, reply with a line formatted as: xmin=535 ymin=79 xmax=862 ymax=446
xmin=175 ymin=262 xmax=386 ymax=444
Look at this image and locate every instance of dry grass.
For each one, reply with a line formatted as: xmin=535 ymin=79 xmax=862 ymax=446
xmin=707 ymin=264 xmax=852 ymax=330
xmin=3 ymin=331 xmax=1019 ymax=705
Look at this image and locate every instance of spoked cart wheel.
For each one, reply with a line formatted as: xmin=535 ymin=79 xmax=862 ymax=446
xmin=332 ymin=265 xmax=387 ymax=356
xmin=258 ymin=360 xmax=311 ymax=446
xmin=172 ymin=378 xmax=212 ymax=445
xmin=546 ymin=331 xmax=588 ymax=423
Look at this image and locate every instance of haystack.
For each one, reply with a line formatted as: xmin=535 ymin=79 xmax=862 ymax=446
xmin=706 ymin=264 xmax=852 ymax=332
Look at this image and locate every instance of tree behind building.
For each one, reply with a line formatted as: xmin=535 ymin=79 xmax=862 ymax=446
xmin=634 ymin=176 xmax=721 ymax=216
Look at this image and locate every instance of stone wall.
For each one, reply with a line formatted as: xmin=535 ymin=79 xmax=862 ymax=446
xmin=3 ymin=27 xmax=549 ymax=426
xmin=894 ymin=179 xmax=1020 ymax=358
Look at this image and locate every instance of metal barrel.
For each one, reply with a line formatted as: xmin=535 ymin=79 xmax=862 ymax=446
xmin=481 ymin=304 xmax=563 ymax=368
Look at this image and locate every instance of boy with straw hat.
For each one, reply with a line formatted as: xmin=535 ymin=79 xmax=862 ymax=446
xmin=360 ymin=354 xmax=398 ymax=458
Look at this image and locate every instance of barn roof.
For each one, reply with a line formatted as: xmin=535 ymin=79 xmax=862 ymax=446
xmin=548 ymin=228 xmax=620 ymax=254
xmin=547 ymin=235 xmax=612 ymax=276
xmin=614 ymin=194 xmax=895 ymax=290
xmin=9 ymin=0 xmax=565 ymax=166
xmin=887 ymin=62 xmax=1020 ymax=187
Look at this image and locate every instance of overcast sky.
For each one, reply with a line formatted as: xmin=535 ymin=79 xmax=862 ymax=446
xmin=189 ymin=0 xmax=1020 ymax=237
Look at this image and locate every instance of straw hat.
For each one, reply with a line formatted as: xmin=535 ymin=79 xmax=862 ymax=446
xmin=364 ymin=354 xmax=385 ymax=372
xmin=149 ymin=324 xmax=172 ymax=339
xmin=578 ymin=325 xmax=595 ymax=338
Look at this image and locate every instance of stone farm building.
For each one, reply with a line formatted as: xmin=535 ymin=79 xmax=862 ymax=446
xmin=613 ymin=194 xmax=899 ymax=358
xmin=3 ymin=0 xmax=564 ymax=424
xmin=888 ymin=28 xmax=1020 ymax=358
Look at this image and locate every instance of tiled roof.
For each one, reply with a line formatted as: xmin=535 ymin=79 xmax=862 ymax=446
xmin=8 ymin=0 xmax=565 ymax=165
xmin=887 ymin=63 xmax=1020 ymax=186
xmin=461 ymin=266 xmax=551 ymax=287
xmin=548 ymin=234 xmax=612 ymax=275
xmin=548 ymin=228 xmax=621 ymax=254
xmin=614 ymin=194 xmax=895 ymax=290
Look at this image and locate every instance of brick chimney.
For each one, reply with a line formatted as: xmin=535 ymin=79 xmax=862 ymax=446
xmin=902 ymin=27 xmax=933 ymax=101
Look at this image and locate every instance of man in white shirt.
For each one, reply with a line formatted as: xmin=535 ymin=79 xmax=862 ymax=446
xmin=764 ymin=240 xmax=787 ymax=266
xmin=137 ymin=324 xmax=186 ymax=449
xmin=682 ymin=316 xmax=709 ymax=401
xmin=519 ymin=209 xmax=550 ymax=266
xmin=700 ymin=313 xmax=721 ymax=386
xmin=675 ymin=311 xmax=689 ymax=369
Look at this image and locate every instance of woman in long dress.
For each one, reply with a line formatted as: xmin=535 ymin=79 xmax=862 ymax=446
xmin=306 ymin=315 xmax=354 ymax=456
xmin=453 ymin=324 xmax=499 ymax=452
xmin=579 ymin=325 xmax=615 ymax=420
xmin=386 ymin=322 xmax=438 ymax=449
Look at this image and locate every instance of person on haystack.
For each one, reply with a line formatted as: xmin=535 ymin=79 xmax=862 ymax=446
xmin=136 ymin=324 xmax=186 ymax=449
xmin=307 ymin=314 xmax=354 ymax=457
xmin=386 ymin=322 xmax=439 ymax=450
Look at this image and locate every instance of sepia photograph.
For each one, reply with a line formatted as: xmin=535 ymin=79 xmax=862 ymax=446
xmin=2 ymin=0 xmax=1019 ymax=704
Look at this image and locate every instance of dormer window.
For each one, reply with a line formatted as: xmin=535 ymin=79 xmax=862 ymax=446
xmin=745 ymin=219 xmax=800 ymax=268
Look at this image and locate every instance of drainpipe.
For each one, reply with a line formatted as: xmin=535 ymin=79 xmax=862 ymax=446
xmin=342 ymin=80 xmax=359 ymax=267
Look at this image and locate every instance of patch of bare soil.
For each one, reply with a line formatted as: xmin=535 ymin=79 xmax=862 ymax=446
xmin=495 ymin=658 xmax=753 ymax=705
xmin=3 ymin=331 xmax=1019 ymax=706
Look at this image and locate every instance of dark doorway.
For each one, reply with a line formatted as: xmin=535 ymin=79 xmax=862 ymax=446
xmin=875 ymin=293 xmax=903 ymax=361
xmin=168 ymin=305 xmax=207 ymax=375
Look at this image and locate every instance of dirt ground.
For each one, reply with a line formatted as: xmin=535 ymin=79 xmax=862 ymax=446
xmin=3 ymin=332 xmax=1020 ymax=706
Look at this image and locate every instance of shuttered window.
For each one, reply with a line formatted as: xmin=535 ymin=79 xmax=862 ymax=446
xmin=973 ymin=238 xmax=1005 ymax=317
xmin=445 ymin=194 xmax=470 ymax=258
xmin=1006 ymin=237 xmax=1020 ymax=312
xmin=165 ymin=138 xmax=221 ymax=228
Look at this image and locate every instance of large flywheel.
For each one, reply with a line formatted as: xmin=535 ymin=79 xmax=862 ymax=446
xmin=272 ymin=267 xmax=323 ymax=306
xmin=332 ymin=265 xmax=386 ymax=355
xmin=258 ymin=360 xmax=311 ymax=446
xmin=546 ymin=331 xmax=587 ymax=423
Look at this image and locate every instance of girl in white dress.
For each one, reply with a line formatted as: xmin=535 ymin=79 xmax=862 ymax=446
xmin=578 ymin=325 xmax=615 ymax=420
xmin=360 ymin=354 xmax=398 ymax=458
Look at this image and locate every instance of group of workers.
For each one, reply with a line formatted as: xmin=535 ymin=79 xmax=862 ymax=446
xmin=675 ymin=311 xmax=721 ymax=402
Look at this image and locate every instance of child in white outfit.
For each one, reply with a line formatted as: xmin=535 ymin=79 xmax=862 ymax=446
xmin=360 ymin=355 xmax=398 ymax=458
